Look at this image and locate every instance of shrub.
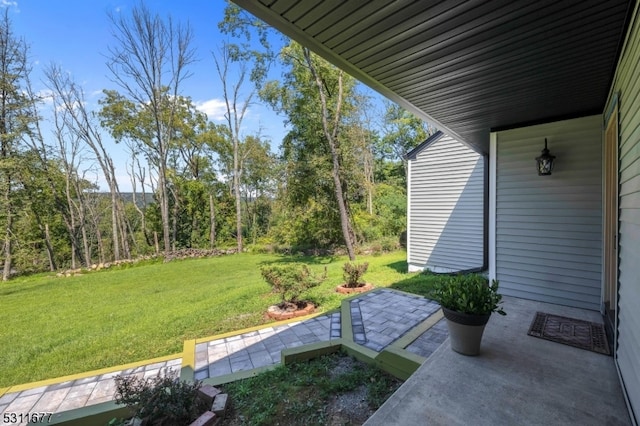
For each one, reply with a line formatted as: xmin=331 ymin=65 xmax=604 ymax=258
xmin=113 ymin=370 xmax=207 ymax=425
xmin=369 ymin=242 xmax=383 ymax=256
xmin=244 ymin=243 xmax=269 ymax=254
xmin=342 ymin=262 xmax=369 ymax=288
xmin=379 ymin=237 xmax=398 ymax=252
xmin=260 ymin=263 xmax=327 ymax=307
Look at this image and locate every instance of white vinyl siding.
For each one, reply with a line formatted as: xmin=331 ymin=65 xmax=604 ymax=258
xmin=495 ymin=116 xmax=602 ymax=310
xmin=408 ymin=134 xmax=484 ymax=272
xmin=610 ymin=5 xmax=640 ymax=421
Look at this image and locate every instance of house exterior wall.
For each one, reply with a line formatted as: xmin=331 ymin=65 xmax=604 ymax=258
xmin=407 ymin=133 xmax=484 ymax=273
xmin=493 ymin=116 xmax=602 ymax=310
xmin=609 ymin=4 xmax=640 ymax=421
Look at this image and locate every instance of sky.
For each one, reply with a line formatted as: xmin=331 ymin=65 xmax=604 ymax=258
xmin=6 ymin=0 xmax=296 ymax=192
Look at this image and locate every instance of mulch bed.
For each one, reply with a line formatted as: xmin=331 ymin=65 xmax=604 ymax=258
xmin=266 ymin=301 xmax=315 ymax=320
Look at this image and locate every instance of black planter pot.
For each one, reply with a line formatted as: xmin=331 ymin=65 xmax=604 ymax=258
xmin=442 ymin=307 xmax=491 ymax=356
xmin=442 ymin=307 xmax=491 ymax=326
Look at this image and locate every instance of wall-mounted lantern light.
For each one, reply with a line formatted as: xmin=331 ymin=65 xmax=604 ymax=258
xmin=535 ymin=138 xmax=556 ymax=176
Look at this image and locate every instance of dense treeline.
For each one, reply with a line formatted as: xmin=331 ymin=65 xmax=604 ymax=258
xmin=0 ymin=4 xmax=433 ymax=280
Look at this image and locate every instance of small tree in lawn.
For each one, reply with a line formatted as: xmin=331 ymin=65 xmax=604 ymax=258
xmin=261 ymin=263 xmax=326 ymax=310
xmin=342 ymin=262 xmax=369 ymax=288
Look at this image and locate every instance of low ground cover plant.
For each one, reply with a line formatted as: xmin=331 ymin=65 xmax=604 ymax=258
xmin=223 ymin=350 xmax=402 ymax=425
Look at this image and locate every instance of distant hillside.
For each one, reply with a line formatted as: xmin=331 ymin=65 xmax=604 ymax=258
xmin=94 ymin=192 xmax=156 ymax=208
xmin=119 ymin=192 xmax=156 ymax=205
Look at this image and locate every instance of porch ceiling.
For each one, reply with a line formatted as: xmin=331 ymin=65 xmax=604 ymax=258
xmin=232 ymin=0 xmax=634 ymax=154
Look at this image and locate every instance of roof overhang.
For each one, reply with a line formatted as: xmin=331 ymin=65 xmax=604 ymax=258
xmin=405 ymin=130 xmax=444 ymax=161
xmin=233 ymin=0 xmax=635 ymax=154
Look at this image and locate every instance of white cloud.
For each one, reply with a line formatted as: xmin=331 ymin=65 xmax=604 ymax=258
xmin=195 ymin=98 xmax=228 ymax=121
xmin=0 ymin=1 xmax=18 ymax=12
xmin=36 ymin=89 xmax=54 ymax=105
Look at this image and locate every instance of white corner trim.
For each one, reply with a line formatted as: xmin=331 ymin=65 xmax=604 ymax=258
xmin=489 ymin=132 xmax=497 ymax=281
xmin=407 ymin=159 xmax=412 ymax=264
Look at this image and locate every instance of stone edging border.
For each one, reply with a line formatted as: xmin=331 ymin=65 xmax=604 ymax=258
xmin=266 ymin=302 xmax=316 ymax=320
xmin=335 ymin=283 xmax=374 ymax=294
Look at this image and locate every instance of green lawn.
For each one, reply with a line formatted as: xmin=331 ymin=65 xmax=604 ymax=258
xmin=0 ymin=250 xmax=439 ymax=388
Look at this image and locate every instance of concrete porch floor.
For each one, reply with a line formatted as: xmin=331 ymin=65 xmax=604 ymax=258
xmin=365 ymin=296 xmax=632 ymax=426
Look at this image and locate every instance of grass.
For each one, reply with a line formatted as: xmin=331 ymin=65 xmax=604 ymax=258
xmin=223 ymin=350 xmax=403 ymax=425
xmin=0 ymin=250 xmax=441 ymax=387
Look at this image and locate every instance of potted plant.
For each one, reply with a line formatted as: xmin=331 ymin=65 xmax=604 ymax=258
xmin=336 ymin=262 xmax=374 ymax=294
xmin=429 ymin=274 xmax=506 ymax=356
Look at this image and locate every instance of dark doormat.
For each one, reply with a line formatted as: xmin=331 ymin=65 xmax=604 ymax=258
xmin=527 ymin=312 xmax=611 ymax=356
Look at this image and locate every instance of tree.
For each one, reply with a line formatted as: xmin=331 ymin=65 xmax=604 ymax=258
xmin=217 ymin=1 xmax=278 ymax=252
xmin=262 ymin=42 xmax=359 ymax=259
xmin=238 ymin=135 xmax=277 ymax=244
xmin=378 ymin=101 xmax=435 ymax=185
xmin=45 ymin=64 xmax=130 ymax=264
xmin=0 ymin=10 xmax=36 ymax=280
xmin=302 ymin=47 xmax=357 ymax=260
xmin=218 ymin=1 xmax=275 ymax=90
xmin=166 ymin=110 xmax=219 ymax=249
xmin=102 ymin=1 xmax=195 ymax=254
xmin=212 ymin=44 xmax=255 ymax=253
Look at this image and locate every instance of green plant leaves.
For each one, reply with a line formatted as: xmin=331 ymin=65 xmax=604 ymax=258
xmin=260 ymin=263 xmax=327 ymax=304
xmin=342 ymin=261 xmax=369 ymax=287
xmin=429 ymin=274 xmax=506 ymax=316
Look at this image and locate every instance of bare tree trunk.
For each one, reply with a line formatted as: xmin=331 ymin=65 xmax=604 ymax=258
xmin=171 ymin=187 xmax=178 ymax=251
xmin=149 ymin=175 xmax=161 ymax=255
xmin=361 ymin=132 xmax=375 ymax=216
xmin=110 ymin=157 xmax=131 ymax=259
xmin=44 ymin=223 xmax=56 ymax=271
xmin=234 ymin=164 xmax=242 ymax=252
xmin=303 ymin=48 xmax=356 ymax=260
xmin=31 ymin=215 xmax=57 ymax=271
xmin=209 ymin=193 xmax=216 ymax=249
xmin=124 ymin=215 xmax=137 ymax=255
xmin=214 ymin=44 xmax=255 ymax=254
xmin=66 ymin=183 xmax=78 ymax=270
xmin=110 ymin=188 xmax=121 ymax=261
xmin=85 ymin=196 xmax=105 ymax=264
xmin=130 ymin=154 xmax=152 ymax=248
xmin=77 ymin=191 xmax=91 ymax=266
xmin=358 ymin=99 xmax=375 ymax=216
xmin=159 ymin=161 xmax=172 ymax=253
xmin=117 ymin=197 xmax=132 ymax=259
xmin=2 ymin=187 xmax=12 ymax=281
xmin=96 ymin=226 xmax=105 ymax=264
